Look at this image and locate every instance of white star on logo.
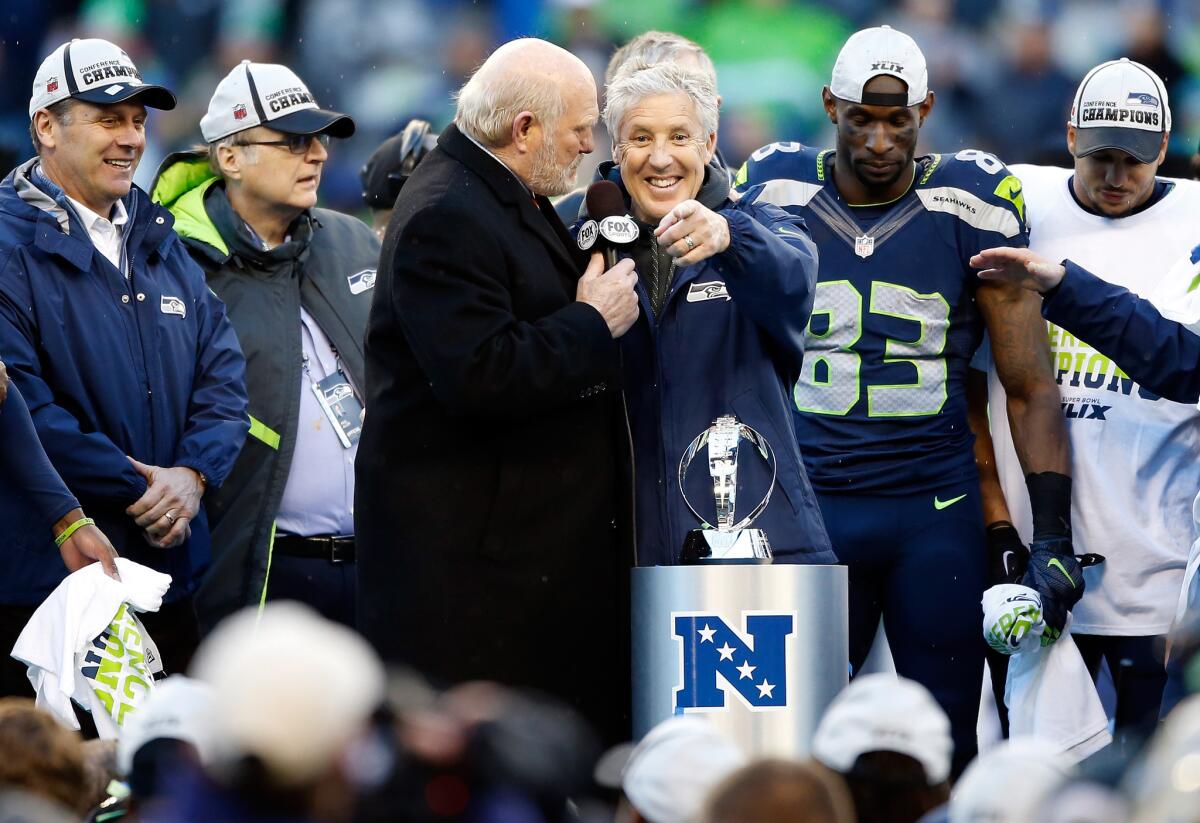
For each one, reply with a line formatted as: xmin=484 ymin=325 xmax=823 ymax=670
xmin=697 ymin=624 xmax=716 ymax=643
xmin=756 ymin=680 xmax=776 ymax=699
xmin=737 ymin=661 xmax=756 ymax=680
xmin=716 ymin=642 xmax=735 ymax=661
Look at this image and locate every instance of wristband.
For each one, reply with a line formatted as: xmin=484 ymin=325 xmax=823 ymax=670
xmin=54 ymin=516 xmax=95 ymax=548
xmin=1026 ymin=471 xmax=1072 ymax=541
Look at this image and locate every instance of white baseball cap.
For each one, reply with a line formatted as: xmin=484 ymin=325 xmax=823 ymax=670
xmin=812 ymin=673 xmax=952 ymax=785
xmin=621 ymin=716 xmax=747 ymax=823
xmin=190 ymin=602 xmax=385 ymax=786
xmin=200 ymin=61 xmax=355 ymax=144
xmin=29 ymin=38 xmax=176 ymax=118
xmin=948 ymin=738 xmax=1073 ymax=823
xmin=116 ymin=676 xmax=216 ymax=775
xmin=830 ymin=26 xmax=928 ymax=107
xmin=1069 ymin=58 xmax=1170 ymax=164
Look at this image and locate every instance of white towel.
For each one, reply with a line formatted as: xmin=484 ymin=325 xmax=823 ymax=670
xmin=10 ymin=559 xmax=170 ymax=739
xmin=982 ymin=584 xmax=1111 ymax=759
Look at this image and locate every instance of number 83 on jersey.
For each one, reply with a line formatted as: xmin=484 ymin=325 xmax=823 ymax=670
xmin=796 ymin=280 xmax=950 ymax=418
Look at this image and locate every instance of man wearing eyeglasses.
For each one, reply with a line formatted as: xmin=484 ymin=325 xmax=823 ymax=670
xmin=151 ymin=61 xmax=380 ymax=631
xmin=0 ymin=38 xmax=248 ymax=691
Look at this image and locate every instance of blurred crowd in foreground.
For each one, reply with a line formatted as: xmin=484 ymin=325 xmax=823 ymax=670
xmin=2 ymin=602 xmax=1200 ymax=822
xmin=2 ymin=0 xmax=1199 ymax=215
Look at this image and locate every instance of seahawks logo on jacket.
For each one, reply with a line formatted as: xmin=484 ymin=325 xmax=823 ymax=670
xmin=160 ymin=295 xmax=186 ymax=318
xmin=686 ymin=281 xmax=731 ymax=303
xmin=348 ymin=269 xmax=376 ymax=295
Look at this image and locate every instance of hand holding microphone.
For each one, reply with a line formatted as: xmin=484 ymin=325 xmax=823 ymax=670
xmin=575 ymin=181 xmax=640 ymax=338
xmin=577 ymin=254 xmax=638 ymax=338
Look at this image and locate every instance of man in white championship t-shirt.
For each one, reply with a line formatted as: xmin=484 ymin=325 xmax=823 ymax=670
xmin=984 ymin=58 xmax=1200 ymax=745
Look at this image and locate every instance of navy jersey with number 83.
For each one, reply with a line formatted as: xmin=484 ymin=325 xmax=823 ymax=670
xmin=734 ymin=144 xmax=1029 ymax=494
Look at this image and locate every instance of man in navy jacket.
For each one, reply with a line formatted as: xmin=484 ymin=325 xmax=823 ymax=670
xmin=0 ymin=39 xmax=247 ymax=693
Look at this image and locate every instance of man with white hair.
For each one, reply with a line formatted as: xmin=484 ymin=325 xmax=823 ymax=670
xmin=151 ymin=61 xmax=378 ymax=632
xmin=357 ymin=38 xmax=639 ymax=740
xmin=555 ymin=30 xmax=726 ymax=224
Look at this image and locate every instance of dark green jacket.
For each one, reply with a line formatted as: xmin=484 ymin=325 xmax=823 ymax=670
xmin=152 ymin=152 xmax=380 ymax=630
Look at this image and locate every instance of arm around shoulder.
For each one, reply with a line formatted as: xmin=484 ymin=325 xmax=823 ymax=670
xmin=1042 ymin=261 xmax=1200 ymax=404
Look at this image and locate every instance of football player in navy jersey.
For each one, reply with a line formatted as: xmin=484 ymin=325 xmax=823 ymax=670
xmin=736 ymin=26 xmax=1075 ymax=773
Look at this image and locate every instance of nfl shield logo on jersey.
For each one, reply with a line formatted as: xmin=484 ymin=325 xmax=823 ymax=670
xmin=673 ymin=612 xmax=794 ymax=711
xmin=854 ymin=234 xmax=875 ymax=259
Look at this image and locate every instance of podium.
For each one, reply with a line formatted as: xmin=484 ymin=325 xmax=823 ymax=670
xmin=631 ymin=563 xmax=848 ymax=757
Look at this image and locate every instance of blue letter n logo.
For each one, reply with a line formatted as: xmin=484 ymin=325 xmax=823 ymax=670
xmin=673 ymin=612 xmax=794 ymax=712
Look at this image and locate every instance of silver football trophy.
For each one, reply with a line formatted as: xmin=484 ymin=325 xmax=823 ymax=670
xmin=678 ymin=414 xmax=775 ymax=563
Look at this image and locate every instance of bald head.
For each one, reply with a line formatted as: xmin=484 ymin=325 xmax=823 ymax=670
xmin=455 ymin=38 xmax=595 ymax=149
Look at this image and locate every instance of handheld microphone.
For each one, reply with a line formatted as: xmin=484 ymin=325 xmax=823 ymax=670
xmin=579 ymin=180 xmax=639 ymax=268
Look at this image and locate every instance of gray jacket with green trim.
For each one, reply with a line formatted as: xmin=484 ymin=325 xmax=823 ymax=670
xmin=151 ymin=151 xmax=380 ymax=631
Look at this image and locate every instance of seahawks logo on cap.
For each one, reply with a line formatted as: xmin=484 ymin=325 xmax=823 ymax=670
xmin=1127 ymin=92 xmax=1160 ymax=107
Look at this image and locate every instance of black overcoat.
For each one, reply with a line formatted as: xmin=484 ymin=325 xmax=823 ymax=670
xmin=356 ymin=124 xmax=632 ymax=739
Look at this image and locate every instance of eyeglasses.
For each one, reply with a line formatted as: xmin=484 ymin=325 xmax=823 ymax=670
xmin=234 ymin=133 xmax=330 ymax=155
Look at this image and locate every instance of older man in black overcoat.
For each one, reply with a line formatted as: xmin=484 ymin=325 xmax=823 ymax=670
xmin=357 ymin=38 xmax=640 ymax=739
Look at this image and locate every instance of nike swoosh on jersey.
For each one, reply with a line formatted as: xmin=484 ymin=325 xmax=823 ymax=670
xmin=933 ymin=493 xmax=967 ymax=510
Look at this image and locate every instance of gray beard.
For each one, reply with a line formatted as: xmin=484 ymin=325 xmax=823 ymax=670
xmin=528 ymin=137 xmax=581 ymax=197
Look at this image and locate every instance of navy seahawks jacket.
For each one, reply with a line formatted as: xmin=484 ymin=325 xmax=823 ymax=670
xmin=0 ymin=158 xmax=248 ymax=605
xmin=575 ymin=166 xmax=835 ymax=565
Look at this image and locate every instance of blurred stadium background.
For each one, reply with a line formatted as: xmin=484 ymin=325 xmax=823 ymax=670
xmin=2 ymin=0 xmax=1197 ymax=218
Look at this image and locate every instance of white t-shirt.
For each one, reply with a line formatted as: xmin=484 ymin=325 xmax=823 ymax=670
xmin=987 ymin=164 xmax=1200 ymax=636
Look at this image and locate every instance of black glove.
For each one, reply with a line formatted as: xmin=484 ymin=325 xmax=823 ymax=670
xmin=1020 ymin=537 xmax=1104 ymax=645
xmin=986 ymin=521 xmax=1029 ymax=585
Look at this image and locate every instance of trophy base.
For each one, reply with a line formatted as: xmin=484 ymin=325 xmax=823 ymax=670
xmin=680 ymin=529 xmax=773 ymax=565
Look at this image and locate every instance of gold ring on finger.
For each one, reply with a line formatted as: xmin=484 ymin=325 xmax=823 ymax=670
xmin=684 ymin=234 xmax=696 ymax=251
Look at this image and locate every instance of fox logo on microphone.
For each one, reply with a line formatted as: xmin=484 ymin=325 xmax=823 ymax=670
xmin=673 ymin=612 xmax=794 ymax=711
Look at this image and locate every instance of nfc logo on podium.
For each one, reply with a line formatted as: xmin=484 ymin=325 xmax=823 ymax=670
xmin=672 ymin=612 xmax=795 ymax=712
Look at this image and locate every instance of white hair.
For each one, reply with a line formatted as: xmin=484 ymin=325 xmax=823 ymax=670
xmin=454 ymin=53 xmax=567 ymax=148
xmin=604 ymin=62 xmax=719 ymax=141
xmin=208 ymin=132 xmax=257 ymax=176
xmin=606 ymin=31 xmax=717 ymax=89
